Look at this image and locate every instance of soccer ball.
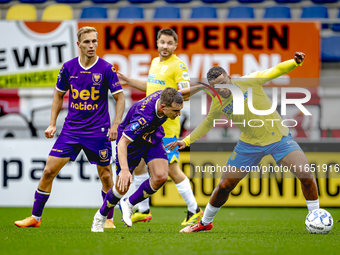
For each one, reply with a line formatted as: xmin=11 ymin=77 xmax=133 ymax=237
xmin=305 ymin=209 xmax=333 ymax=234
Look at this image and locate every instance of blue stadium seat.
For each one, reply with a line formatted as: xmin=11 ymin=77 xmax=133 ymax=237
xmin=0 ymin=0 xmax=12 ymax=2
xmin=274 ymin=0 xmax=302 ymax=3
xmin=264 ymin=6 xmax=291 ymax=19
xmin=312 ymin=0 xmax=338 ymax=3
xmin=117 ymin=6 xmax=144 ymax=19
xmin=55 ymin=0 xmax=83 ymax=3
xmin=227 ymin=6 xmax=254 ymax=19
xmin=128 ymin=0 xmax=155 ymax=3
xmin=191 ymin=6 xmax=217 ymax=19
xmin=19 ymin=0 xmax=48 ymax=3
xmin=332 ymin=8 xmax=340 ymax=31
xmin=154 ymin=6 xmax=180 ymax=19
xmin=237 ymin=0 xmax=265 ymax=3
xmin=165 ymin=0 xmax=192 ymax=2
xmin=322 ymin=36 xmax=340 ymax=62
xmin=91 ymin=0 xmax=120 ymax=3
xmin=80 ymin=6 xmax=107 ymax=19
xmin=301 ymin=6 xmax=329 ymax=29
xmin=201 ymin=0 xmax=229 ymax=3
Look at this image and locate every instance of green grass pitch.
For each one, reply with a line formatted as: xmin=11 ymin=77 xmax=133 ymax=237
xmin=1 ymin=207 xmax=339 ymax=255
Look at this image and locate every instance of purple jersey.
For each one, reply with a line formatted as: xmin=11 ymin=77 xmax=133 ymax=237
xmin=56 ymin=56 xmax=122 ymax=137
xmin=117 ymin=91 xmax=167 ymax=145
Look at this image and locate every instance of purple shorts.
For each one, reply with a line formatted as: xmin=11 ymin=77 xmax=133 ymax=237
xmin=49 ymin=133 xmax=112 ymax=166
xmin=115 ymin=140 xmax=168 ymax=175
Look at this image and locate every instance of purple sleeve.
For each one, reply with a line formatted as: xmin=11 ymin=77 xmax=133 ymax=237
xmin=56 ymin=65 xmax=69 ymax=92
xmin=107 ymin=66 xmax=123 ymax=95
xmin=122 ymin=115 xmax=150 ymax=142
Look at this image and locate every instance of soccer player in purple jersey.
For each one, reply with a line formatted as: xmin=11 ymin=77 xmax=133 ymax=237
xmin=91 ymin=87 xmax=188 ymax=232
xmin=14 ymin=26 xmax=125 ymax=229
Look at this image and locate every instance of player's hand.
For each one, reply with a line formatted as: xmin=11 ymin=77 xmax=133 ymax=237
xmin=117 ymin=71 xmax=129 ymax=86
xmin=45 ymin=125 xmax=56 ymax=138
xmin=117 ymin=170 xmax=132 ymax=193
xmin=294 ymin=52 xmax=305 ymax=65
xmin=108 ymin=123 xmax=119 ymax=141
xmin=166 ymin=140 xmax=186 ymax=152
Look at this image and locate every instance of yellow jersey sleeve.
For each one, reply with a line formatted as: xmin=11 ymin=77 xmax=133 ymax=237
xmin=240 ymin=59 xmax=300 ymax=86
xmin=173 ymin=61 xmax=190 ymax=90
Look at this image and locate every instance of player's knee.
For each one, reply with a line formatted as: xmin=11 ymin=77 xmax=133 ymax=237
xmin=100 ymin=171 xmax=112 ymax=185
xmin=152 ymin=172 xmax=168 ymax=188
xmin=42 ymin=167 xmax=58 ymax=179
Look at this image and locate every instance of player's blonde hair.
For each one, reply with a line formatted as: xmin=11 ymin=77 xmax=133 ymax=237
xmin=77 ymin=26 xmax=98 ymax=42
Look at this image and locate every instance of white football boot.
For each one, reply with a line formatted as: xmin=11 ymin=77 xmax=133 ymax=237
xmin=119 ymin=198 xmax=133 ymax=227
xmin=91 ymin=210 xmax=107 ymax=232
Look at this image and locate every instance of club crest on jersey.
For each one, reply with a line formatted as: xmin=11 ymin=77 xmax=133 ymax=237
xmin=92 ymin=73 xmax=102 ymax=85
xmin=180 ymin=63 xmax=186 ymax=70
xmin=99 ymin=149 xmax=108 ymax=159
xmin=160 ymin=65 xmax=168 ymax=74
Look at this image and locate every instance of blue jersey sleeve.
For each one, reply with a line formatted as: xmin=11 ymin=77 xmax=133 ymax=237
xmin=56 ymin=64 xmax=69 ymax=92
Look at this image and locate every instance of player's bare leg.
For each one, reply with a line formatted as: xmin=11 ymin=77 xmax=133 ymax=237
xmin=279 ymin=150 xmax=319 ymax=212
xmin=180 ymin=165 xmax=248 ymax=233
xmin=15 ymin=156 xmax=69 ymax=228
xmin=131 ymin=159 xmax=152 ymax=223
xmin=97 ymin=164 xmax=116 ymax=228
xmin=119 ymin=158 xmax=169 ymax=227
xmin=169 ymin=162 xmax=202 ymax=225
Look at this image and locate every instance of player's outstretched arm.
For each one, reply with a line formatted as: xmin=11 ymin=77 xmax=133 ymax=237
xmin=109 ymin=92 xmax=125 ymax=141
xmin=117 ymin=136 xmax=133 ymax=192
xmin=166 ymin=140 xmax=186 ymax=152
xmin=117 ymin=71 xmax=147 ymax=92
xmin=45 ymin=90 xmax=65 ymax=138
xmin=179 ymin=83 xmax=205 ymax=100
xmin=243 ymin=51 xmax=305 ymax=84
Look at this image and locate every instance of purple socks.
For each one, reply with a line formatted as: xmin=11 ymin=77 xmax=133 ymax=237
xmin=129 ymin=179 xmax=157 ymax=206
xmin=100 ymin=188 xmax=120 ymax=216
xmin=101 ymin=190 xmax=114 ymax=219
xmin=32 ymin=190 xmax=50 ymax=217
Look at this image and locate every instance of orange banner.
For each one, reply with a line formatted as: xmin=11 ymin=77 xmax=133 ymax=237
xmin=78 ymin=21 xmax=320 ymax=87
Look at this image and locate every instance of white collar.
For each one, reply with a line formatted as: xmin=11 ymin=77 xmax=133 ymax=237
xmin=78 ymin=56 xmax=99 ymax=70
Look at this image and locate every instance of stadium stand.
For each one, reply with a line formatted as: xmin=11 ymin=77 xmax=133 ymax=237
xmin=154 ymin=6 xmax=181 ymax=19
xmin=91 ymin=0 xmax=120 ymax=3
xmin=41 ymin=4 xmax=73 ymax=21
xmin=301 ymin=5 xmax=329 ymax=29
xmin=237 ymin=0 xmax=265 ymax=3
xmin=191 ymin=6 xmax=218 ymax=19
xmin=201 ymin=0 xmax=229 ymax=3
xmin=55 ymin=0 xmax=83 ymax=3
xmin=311 ymin=0 xmax=338 ymax=3
xmin=165 ymin=0 xmax=192 ymax=3
xmin=80 ymin=6 xmax=108 ymax=19
xmin=128 ymin=0 xmax=156 ymax=3
xmin=19 ymin=0 xmax=48 ymax=3
xmin=322 ymin=36 xmax=340 ymax=62
xmin=117 ymin=5 xmax=144 ymax=19
xmin=6 ymin=4 xmax=37 ymax=20
xmin=227 ymin=6 xmax=254 ymax=19
xmin=331 ymin=8 xmax=340 ymax=31
xmin=263 ymin=6 xmax=291 ymax=19
xmin=274 ymin=0 xmax=302 ymax=3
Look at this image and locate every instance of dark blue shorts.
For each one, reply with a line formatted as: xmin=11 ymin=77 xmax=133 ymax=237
xmin=49 ymin=133 xmax=112 ymax=166
xmin=227 ymin=133 xmax=302 ymax=169
xmin=115 ymin=140 xmax=168 ymax=175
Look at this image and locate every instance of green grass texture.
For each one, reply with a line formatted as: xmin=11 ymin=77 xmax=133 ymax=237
xmin=1 ymin=207 xmax=339 ymax=255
